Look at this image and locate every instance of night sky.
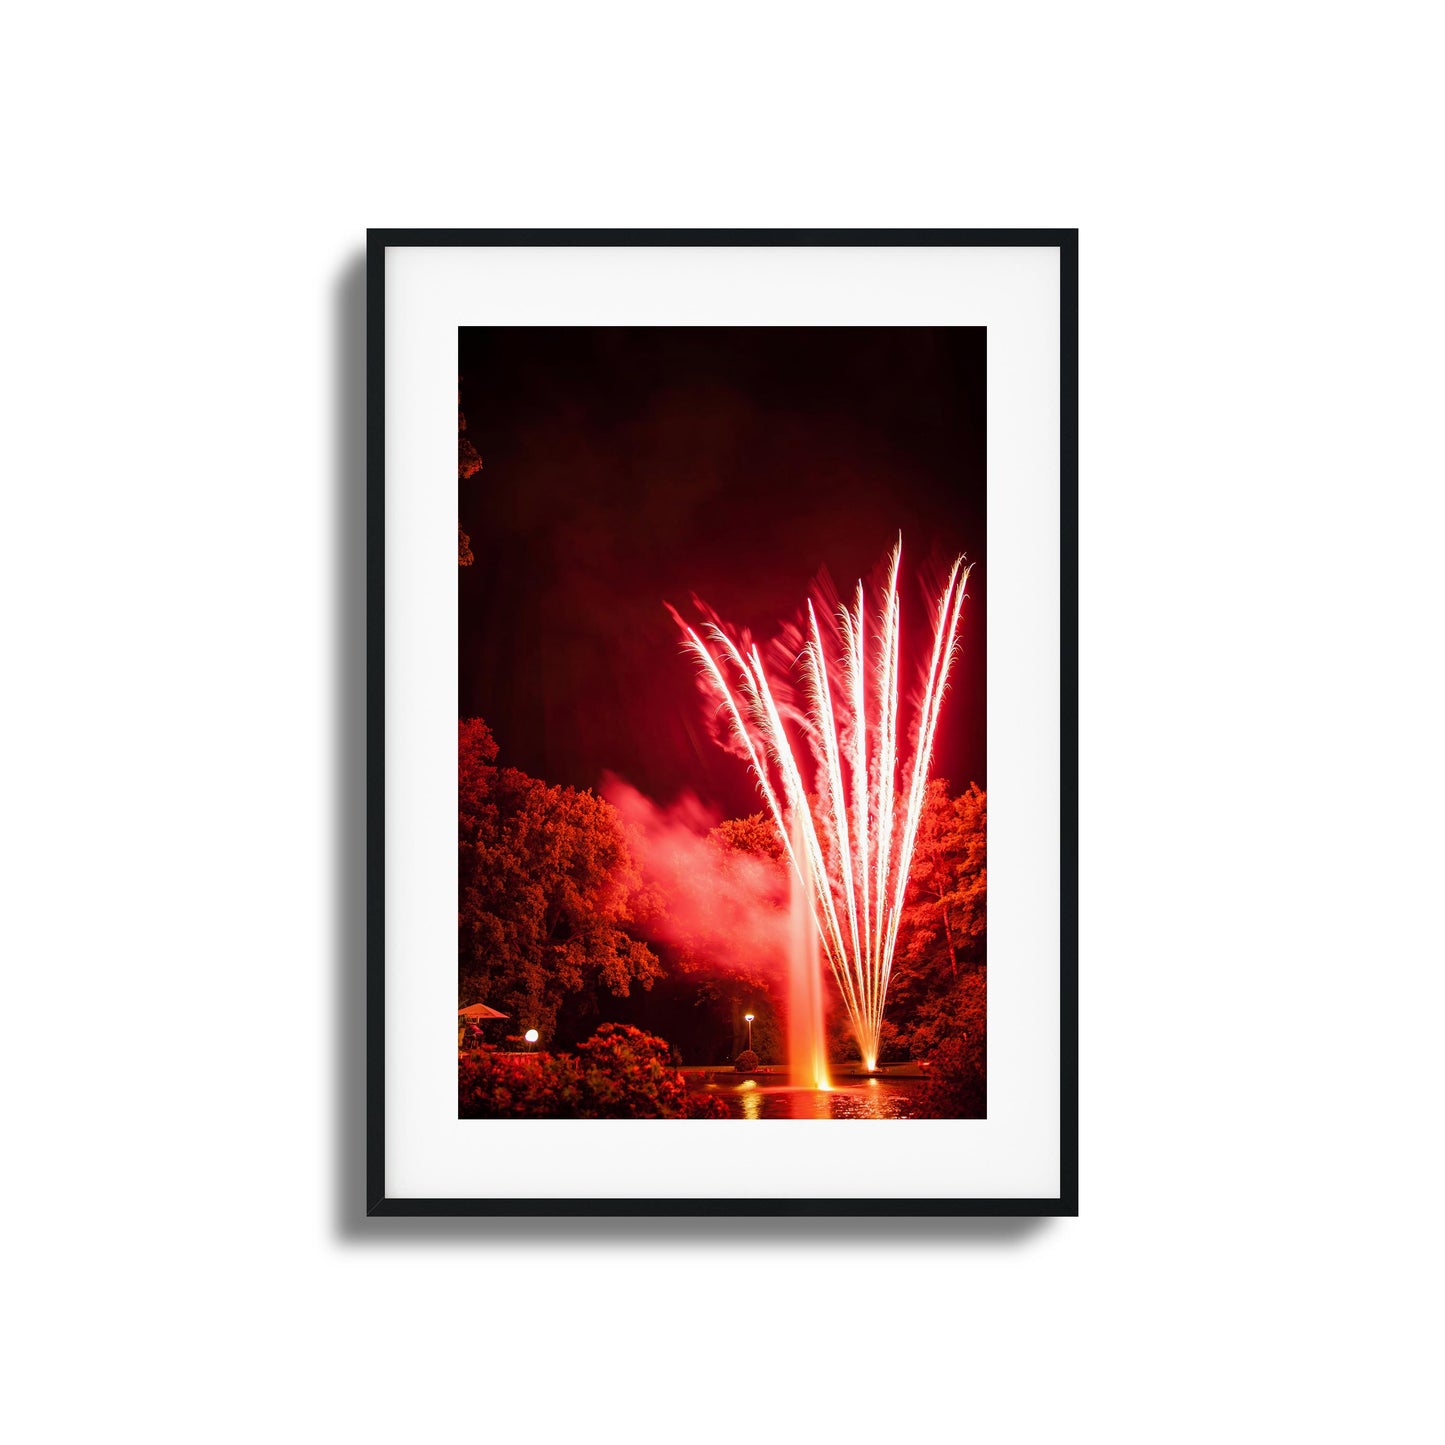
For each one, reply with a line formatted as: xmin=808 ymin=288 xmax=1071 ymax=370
xmin=458 ymin=327 xmax=986 ymax=820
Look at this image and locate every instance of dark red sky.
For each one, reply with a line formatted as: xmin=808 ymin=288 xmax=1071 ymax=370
xmin=459 ymin=326 xmax=986 ymax=820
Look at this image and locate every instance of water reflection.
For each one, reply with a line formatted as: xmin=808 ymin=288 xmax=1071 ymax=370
xmin=689 ymin=1074 xmax=924 ymax=1119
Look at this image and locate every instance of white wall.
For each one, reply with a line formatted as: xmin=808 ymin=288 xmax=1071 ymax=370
xmin=3 ymin=5 xmax=1440 ymax=1442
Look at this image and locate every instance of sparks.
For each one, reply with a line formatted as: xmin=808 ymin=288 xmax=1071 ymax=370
xmin=677 ymin=539 xmax=971 ymax=1072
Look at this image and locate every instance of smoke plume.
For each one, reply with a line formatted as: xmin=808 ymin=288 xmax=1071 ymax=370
xmin=602 ymin=774 xmax=790 ymax=976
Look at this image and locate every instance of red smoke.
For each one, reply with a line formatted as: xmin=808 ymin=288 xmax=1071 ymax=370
xmin=602 ymin=774 xmax=790 ymax=977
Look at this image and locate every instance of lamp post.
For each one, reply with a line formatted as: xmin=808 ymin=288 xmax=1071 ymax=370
xmin=524 ymin=1028 xmax=539 ymax=1052
xmin=744 ymin=1013 xmax=755 ymax=1053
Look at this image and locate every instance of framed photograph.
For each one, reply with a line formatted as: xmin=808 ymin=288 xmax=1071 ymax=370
xmin=367 ymin=229 xmax=1077 ymax=1216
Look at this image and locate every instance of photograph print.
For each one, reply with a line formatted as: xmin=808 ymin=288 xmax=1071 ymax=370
xmin=457 ymin=326 xmax=986 ymax=1120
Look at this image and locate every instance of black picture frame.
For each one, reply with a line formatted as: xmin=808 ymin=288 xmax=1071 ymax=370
xmin=366 ymin=229 xmax=1078 ymax=1217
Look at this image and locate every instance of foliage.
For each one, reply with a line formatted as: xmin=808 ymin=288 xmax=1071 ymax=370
xmin=905 ymin=967 xmax=986 ymax=1117
xmin=572 ymin=1024 xmax=727 ymax=1116
xmin=898 ymin=780 xmax=986 ymax=978
xmin=459 ymin=1024 xmax=729 ymax=1119
xmin=733 ymin=1049 xmax=759 ymax=1072
xmin=906 ymin=964 xmax=986 ymax=1064
xmin=879 ymin=779 xmax=987 ymax=1063
xmin=458 ymin=392 xmax=481 ymax=566
xmin=454 ymin=712 xmax=984 ymax=1094
xmin=738 ymin=1007 xmax=784 ymax=1065
xmin=459 ymin=719 xmax=663 ymax=1045
xmin=912 ymin=987 xmax=987 ymax=1119
xmin=825 ymin=1010 xmax=862 ymax=1067
xmin=874 ymin=1021 xmax=913 ymax=1065
xmin=458 ymin=1048 xmax=574 ymax=1118
xmin=711 ymin=813 xmax=785 ymax=862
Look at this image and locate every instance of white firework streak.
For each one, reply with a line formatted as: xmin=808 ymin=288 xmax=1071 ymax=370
xmin=678 ymin=542 xmax=970 ymax=1070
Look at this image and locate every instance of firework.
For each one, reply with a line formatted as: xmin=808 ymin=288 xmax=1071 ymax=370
xmin=676 ymin=540 xmax=971 ymax=1072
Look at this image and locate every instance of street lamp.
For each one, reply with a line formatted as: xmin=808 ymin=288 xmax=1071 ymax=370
xmin=524 ymin=1028 xmax=539 ymax=1051
xmin=744 ymin=1013 xmax=755 ymax=1052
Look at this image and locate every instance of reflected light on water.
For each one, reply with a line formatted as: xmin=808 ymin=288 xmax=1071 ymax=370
xmin=695 ymin=1075 xmax=923 ymax=1119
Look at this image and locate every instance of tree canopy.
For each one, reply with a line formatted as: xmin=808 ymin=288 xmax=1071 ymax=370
xmin=459 ymin=718 xmax=662 ymax=1044
xmin=878 ymin=779 xmax=988 ymax=1068
xmin=899 ymin=778 xmax=986 ymax=978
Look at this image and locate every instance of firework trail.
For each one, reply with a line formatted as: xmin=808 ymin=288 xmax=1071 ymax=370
xmin=674 ymin=540 xmax=971 ymax=1071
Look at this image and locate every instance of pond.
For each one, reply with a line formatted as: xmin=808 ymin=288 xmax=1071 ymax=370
xmin=685 ymin=1073 xmax=926 ymax=1119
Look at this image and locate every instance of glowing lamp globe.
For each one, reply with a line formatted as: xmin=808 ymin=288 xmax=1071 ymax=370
xmin=524 ymin=1029 xmax=539 ymax=1044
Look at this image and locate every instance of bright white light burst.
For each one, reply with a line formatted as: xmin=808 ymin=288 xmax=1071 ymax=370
xmin=677 ymin=540 xmax=971 ymax=1071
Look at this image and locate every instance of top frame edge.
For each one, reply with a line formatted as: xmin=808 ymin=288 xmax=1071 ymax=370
xmin=366 ymin=227 xmax=1078 ymax=251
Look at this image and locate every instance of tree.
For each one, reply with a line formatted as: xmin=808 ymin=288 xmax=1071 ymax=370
xmin=900 ymin=779 xmax=986 ymax=978
xmin=459 ymin=1023 xmax=729 ymax=1118
xmin=880 ymin=780 xmax=987 ymax=1062
xmin=910 ymin=970 xmax=987 ymax=1117
xmin=458 ymin=391 xmax=481 ymax=566
xmin=712 ymin=813 xmax=785 ymax=862
xmin=459 ymin=719 xmax=663 ymax=1043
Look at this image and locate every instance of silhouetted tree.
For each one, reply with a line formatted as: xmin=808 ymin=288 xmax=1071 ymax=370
xmin=458 ymin=719 xmax=662 ymax=1041
xmin=911 ymin=971 xmax=987 ymax=1117
xmin=458 ymin=390 xmax=481 ymax=565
